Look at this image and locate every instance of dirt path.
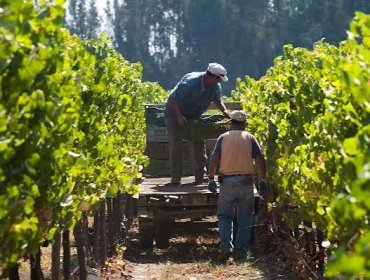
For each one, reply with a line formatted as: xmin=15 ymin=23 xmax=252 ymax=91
xmin=102 ymin=218 xmax=290 ymax=280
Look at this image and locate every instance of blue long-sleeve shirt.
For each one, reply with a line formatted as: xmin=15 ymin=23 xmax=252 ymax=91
xmin=165 ymin=72 xmax=222 ymax=119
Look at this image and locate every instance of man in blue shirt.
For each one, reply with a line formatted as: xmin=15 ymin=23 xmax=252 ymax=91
xmin=165 ymin=63 xmax=230 ymax=185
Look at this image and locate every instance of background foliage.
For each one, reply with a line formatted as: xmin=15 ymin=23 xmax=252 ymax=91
xmin=233 ymin=12 xmax=370 ymax=278
xmin=2 ymin=1 xmax=370 ymax=278
xmin=0 ymin=0 xmax=167 ymax=270
xmin=65 ymin=0 xmax=370 ymax=94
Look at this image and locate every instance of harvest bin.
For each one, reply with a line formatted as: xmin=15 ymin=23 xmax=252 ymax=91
xmin=145 ymin=106 xmax=165 ymax=126
xmin=180 ymin=115 xmax=230 ymax=140
xmin=145 ymin=141 xmax=191 ymax=160
xmin=146 ymin=125 xmax=168 ymax=142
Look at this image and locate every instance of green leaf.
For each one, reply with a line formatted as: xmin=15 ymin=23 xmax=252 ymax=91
xmin=343 ymin=136 xmax=360 ymax=156
xmin=327 ymin=254 xmax=365 ymax=276
xmin=24 ymin=196 xmax=35 ymax=215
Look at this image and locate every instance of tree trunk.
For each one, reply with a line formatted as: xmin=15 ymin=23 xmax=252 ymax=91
xmin=30 ymin=250 xmax=44 ymax=280
xmin=51 ymin=232 xmax=61 ymax=280
xmin=99 ymin=200 xmax=107 ymax=264
xmin=73 ymin=221 xmax=87 ymax=280
xmin=62 ymin=231 xmax=71 ymax=280
xmin=113 ymin=195 xmax=122 ymax=241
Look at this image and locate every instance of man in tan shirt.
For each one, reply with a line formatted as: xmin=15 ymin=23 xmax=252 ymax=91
xmin=208 ymin=110 xmax=267 ymax=262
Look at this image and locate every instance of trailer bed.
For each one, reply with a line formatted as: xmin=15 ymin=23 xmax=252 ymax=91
xmin=140 ymin=176 xmax=212 ymax=195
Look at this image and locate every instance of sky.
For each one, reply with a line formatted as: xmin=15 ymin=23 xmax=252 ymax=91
xmin=96 ymin=0 xmax=106 ymax=16
xmin=95 ymin=0 xmax=111 ymax=34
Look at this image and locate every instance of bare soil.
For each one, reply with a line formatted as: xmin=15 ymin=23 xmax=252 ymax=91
xmin=101 ymin=217 xmax=291 ymax=280
xmin=15 ymin=215 xmax=291 ymax=280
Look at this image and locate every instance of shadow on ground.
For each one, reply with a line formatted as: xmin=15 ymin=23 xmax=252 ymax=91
xmin=123 ymin=219 xmax=291 ymax=279
xmin=125 ymin=228 xmax=219 ymax=264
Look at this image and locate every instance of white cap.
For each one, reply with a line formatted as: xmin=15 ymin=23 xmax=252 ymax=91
xmin=230 ymin=110 xmax=247 ymax=122
xmin=207 ymin=63 xmax=228 ymax=82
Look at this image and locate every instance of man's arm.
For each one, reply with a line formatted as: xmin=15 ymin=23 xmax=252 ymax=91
xmin=256 ymin=154 xmax=268 ymax=198
xmin=208 ymin=154 xmax=219 ymax=180
xmin=251 ymin=136 xmax=266 ymax=179
xmin=207 ymin=154 xmax=219 ymax=194
xmin=208 ymin=136 xmax=223 ymax=180
xmin=168 ymin=95 xmax=187 ymax=126
xmin=214 ymin=100 xmax=230 ymax=118
xmin=256 ymin=155 xmax=266 ymax=180
xmin=208 ymin=136 xmax=222 ymax=193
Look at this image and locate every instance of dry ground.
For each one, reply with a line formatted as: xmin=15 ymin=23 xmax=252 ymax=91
xmin=15 ymin=216 xmax=291 ymax=280
xmin=101 ymin=217 xmax=291 ymax=280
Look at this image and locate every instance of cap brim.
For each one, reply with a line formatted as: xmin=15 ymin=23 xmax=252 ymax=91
xmin=233 ymin=119 xmax=246 ymax=122
xmin=220 ymin=75 xmax=228 ymax=82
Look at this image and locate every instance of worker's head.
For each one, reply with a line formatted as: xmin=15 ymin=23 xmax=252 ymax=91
xmin=204 ymin=63 xmax=228 ymax=87
xmin=230 ymin=110 xmax=247 ymax=129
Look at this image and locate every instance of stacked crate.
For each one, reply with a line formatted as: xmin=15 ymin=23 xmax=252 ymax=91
xmin=144 ymin=105 xmax=192 ymax=176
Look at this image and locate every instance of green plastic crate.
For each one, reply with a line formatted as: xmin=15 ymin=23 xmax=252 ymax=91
xmin=145 ymin=106 xmax=165 ymax=126
xmin=146 ymin=125 xmax=168 ymax=142
xmin=145 ymin=141 xmax=191 ymax=160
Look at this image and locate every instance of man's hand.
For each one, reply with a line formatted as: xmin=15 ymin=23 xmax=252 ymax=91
xmin=208 ymin=180 xmax=218 ymax=194
xmin=176 ymin=114 xmax=187 ymax=126
xmin=222 ymin=110 xmax=231 ymax=119
xmin=258 ymin=179 xmax=268 ymax=198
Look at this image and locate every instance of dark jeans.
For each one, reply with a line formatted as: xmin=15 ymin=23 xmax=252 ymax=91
xmin=165 ymin=116 xmax=206 ymax=182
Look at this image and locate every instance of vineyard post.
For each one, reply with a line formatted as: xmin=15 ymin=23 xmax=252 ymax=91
xmin=316 ymin=229 xmax=325 ymax=276
xmin=8 ymin=263 xmax=20 ymax=280
xmin=107 ymin=198 xmax=115 ymax=256
xmin=92 ymin=210 xmax=100 ymax=267
xmin=30 ymin=250 xmax=44 ymax=280
xmin=125 ymin=194 xmax=137 ymax=227
xmin=51 ymin=232 xmax=61 ymax=280
xmin=62 ymin=231 xmax=71 ymax=280
xmin=99 ymin=200 xmax=107 ymax=265
xmin=73 ymin=221 xmax=87 ymax=280
xmin=113 ymin=195 xmax=123 ymax=242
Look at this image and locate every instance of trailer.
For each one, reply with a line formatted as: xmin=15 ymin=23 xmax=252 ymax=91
xmin=135 ymin=102 xmax=263 ymax=249
xmin=137 ymin=176 xmax=218 ymax=248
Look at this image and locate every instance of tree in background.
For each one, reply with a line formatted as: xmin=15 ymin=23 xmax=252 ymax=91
xmin=64 ymin=0 xmax=100 ymax=39
xmin=86 ymin=1 xmax=100 ymax=39
xmin=64 ymin=0 xmax=370 ymax=95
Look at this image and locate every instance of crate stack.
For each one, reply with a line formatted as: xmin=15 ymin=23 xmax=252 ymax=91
xmin=144 ymin=105 xmax=192 ymax=176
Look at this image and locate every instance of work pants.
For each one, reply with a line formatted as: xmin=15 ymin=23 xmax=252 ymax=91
xmin=217 ymin=175 xmax=255 ymax=258
xmin=165 ymin=116 xmax=206 ymax=182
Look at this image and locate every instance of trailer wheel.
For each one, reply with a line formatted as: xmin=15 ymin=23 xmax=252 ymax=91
xmin=155 ymin=218 xmax=171 ymax=249
xmin=139 ymin=218 xmax=154 ymax=249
